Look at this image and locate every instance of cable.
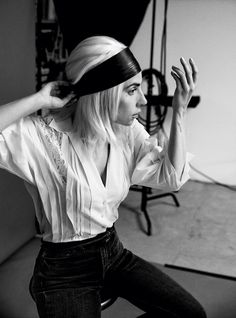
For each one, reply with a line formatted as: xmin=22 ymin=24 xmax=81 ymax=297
xmin=160 ymin=0 xmax=169 ymax=76
xmin=149 ymin=0 xmax=156 ymax=70
xmin=155 ymin=0 xmax=169 ymax=132
xmin=190 ymin=163 xmax=236 ymax=192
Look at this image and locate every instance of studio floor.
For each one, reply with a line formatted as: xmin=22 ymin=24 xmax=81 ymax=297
xmin=102 ymin=179 xmax=236 ymax=317
xmin=116 ymin=180 xmax=236 ymax=278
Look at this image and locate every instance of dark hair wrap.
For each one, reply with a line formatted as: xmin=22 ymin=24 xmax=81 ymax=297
xmin=72 ymin=47 xmax=141 ymax=96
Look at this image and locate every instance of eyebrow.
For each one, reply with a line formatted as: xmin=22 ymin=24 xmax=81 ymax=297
xmin=125 ymin=82 xmax=141 ymax=89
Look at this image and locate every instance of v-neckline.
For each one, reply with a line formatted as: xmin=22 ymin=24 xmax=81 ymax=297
xmin=67 ymin=132 xmax=111 ymax=190
xmin=100 ymin=143 xmax=110 ymax=187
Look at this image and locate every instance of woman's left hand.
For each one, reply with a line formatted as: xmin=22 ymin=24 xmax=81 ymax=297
xmin=171 ymin=57 xmax=198 ymax=114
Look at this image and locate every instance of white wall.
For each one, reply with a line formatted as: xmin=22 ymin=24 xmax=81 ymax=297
xmin=131 ymin=0 xmax=236 ymax=186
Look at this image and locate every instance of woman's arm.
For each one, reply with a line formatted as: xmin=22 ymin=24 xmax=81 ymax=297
xmin=168 ymin=57 xmax=198 ymax=178
xmin=0 ymin=81 xmax=72 ymax=132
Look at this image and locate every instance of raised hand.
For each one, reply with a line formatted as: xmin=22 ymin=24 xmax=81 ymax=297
xmin=171 ymin=57 xmax=198 ymax=113
xmin=37 ymin=81 xmax=75 ymax=110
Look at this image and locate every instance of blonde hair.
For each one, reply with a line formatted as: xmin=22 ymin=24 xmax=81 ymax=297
xmin=65 ymin=36 xmax=127 ymax=144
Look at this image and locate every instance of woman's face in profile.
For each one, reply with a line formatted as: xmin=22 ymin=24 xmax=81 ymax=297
xmin=116 ymin=72 xmax=147 ymax=126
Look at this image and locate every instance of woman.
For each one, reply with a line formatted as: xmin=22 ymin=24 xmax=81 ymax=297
xmin=0 ymin=36 xmax=206 ymax=318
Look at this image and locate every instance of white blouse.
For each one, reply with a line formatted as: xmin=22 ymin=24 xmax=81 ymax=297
xmin=0 ymin=115 xmax=191 ymax=242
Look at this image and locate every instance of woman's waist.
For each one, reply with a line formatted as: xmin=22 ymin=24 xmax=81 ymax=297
xmin=37 ymin=208 xmax=118 ymax=243
xmin=41 ymin=225 xmax=115 ymax=251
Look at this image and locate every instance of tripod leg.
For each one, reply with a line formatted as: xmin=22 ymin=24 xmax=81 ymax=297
xmin=142 ymin=207 xmax=152 ymax=236
xmin=141 ymin=187 xmax=152 ymax=236
xmin=148 ymin=192 xmax=180 ymax=208
xmin=170 ymin=192 xmax=180 ymax=207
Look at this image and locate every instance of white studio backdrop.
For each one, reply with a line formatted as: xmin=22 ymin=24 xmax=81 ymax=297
xmin=131 ymin=0 xmax=236 ymax=186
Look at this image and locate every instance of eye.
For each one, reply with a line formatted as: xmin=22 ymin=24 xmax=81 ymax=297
xmin=128 ymin=86 xmax=137 ymax=95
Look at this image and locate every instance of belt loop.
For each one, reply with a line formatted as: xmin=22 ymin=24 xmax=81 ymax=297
xmin=105 ymin=226 xmax=114 ymax=243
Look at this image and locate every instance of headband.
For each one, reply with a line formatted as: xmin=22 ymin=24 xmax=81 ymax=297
xmin=72 ymin=47 xmax=141 ymax=96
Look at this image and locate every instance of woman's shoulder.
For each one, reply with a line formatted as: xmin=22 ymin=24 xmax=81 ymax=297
xmin=1 ymin=114 xmax=36 ymax=135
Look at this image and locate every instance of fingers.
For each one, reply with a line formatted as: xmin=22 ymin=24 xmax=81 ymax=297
xmin=172 ymin=57 xmax=198 ymax=91
xmin=39 ymin=81 xmax=78 ymax=109
xmin=53 ymin=81 xmax=78 ymax=106
xmin=171 ymin=66 xmax=189 ymax=92
xmin=50 ymin=81 xmax=73 ymax=99
xmin=170 ymin=70 xmax=181 ymax=90
xmin=180 ymin=57 xmax=198 ymax=86
xmin=180 ymin=57 xmax=193 ymax=86
xmin=189 ymin=58 xmax=198 ymax=84
xmin=62 ymin=93 xmax=78 ymax=107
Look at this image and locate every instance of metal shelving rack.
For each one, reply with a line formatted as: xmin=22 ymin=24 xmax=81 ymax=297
xmin=35 ymin=0 xmax=67 ymax=91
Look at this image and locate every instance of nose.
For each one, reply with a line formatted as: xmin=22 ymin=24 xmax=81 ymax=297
xmin=138 ymin=89 xmax=147 ymax=107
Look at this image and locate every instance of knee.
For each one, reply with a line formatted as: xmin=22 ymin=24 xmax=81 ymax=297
xmin=186 ymin=299 xmax=207 ymax=318
xmin=197 ymin=305 xmax=207 ymax=318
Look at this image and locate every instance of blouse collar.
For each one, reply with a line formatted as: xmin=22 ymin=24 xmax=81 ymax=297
xmin=49 ymin=116 xmax=73 ymax=133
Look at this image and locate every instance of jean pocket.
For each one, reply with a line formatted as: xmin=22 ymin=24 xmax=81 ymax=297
xmin=33 ymin=247 xmax=103 ymax=292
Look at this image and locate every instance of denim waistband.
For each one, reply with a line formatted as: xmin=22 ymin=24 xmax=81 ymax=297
xmin=41 ymin=226 xmax=115 ymax=251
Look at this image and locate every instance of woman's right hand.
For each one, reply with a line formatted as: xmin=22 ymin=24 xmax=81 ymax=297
xmin=0 ymin=81 xmax=76 ymax=132
xmin=36 ymin=81 xmax=75 ymax=110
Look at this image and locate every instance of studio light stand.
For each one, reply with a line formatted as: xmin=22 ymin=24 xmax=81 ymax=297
xmin=130 ymin=0 xmax=200 ymax=236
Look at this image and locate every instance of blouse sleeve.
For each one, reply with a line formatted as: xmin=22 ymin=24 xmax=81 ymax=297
xmin=129 ymin=120 xmax=193 ymax=191
xmin=0 ymin=116 xmax=36 ymax=184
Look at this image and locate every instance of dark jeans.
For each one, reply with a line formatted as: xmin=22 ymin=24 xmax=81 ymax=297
xmin=30 ymin=226 xmax=207 ymax=318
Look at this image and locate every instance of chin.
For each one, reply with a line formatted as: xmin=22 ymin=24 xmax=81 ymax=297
xmin=115 ymin=119 xmax=134 ymax=126
xmin=122 ymin=120 xmax=134 ymax=126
